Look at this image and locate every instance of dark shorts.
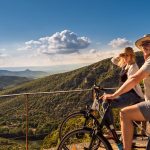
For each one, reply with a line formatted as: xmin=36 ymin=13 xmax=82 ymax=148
xmin=137 ymin=101 xmax=150 ymax=121
xmin=109 ymin=90 xmax=144 ymax=109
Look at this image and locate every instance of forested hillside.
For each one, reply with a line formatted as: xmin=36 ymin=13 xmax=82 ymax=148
xmin=0 ymin=52 xmax=144 ymax=149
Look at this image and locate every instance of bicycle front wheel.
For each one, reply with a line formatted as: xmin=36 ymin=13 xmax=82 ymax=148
xmin=57 ymin=128 xmax=113 ymax=150
xmin=59 ymin=111 xmax=99 ymax=140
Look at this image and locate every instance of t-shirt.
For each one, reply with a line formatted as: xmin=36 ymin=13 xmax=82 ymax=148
xmin=127 ymin=63 xmax=144 ymax=98
xmin=111 ymin=57 xmax=144 ymax=98
xmin=140 ymin=56 xmax=150 ymax=101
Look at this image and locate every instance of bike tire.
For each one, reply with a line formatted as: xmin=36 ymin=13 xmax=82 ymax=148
xmin=57 ymin=128 xmax=113 ymax=150
xmin=59 ymin=111 xmax=99 ymax=140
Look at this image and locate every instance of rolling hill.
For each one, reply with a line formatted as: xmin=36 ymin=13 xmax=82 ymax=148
xmin=0 ymin=69 xmax=48 ymax=79
xmin=0 ymin=76 xmax=32 ymax=90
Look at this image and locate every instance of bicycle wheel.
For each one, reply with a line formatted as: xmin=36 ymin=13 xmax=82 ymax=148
xmin=57 ymin=128 xmax=113 ymax=150
xmin=59 ymin=111 xmax=100 ymax=140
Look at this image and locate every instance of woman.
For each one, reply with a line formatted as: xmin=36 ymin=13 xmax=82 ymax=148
xmin=101 ymin=34 xmax=150 ymax=150
xmin=101 ymin=47 xmax=144 ymax=130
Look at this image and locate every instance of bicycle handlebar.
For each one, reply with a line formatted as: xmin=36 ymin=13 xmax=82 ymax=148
xmin=93 ymin=84 xmax=117 ymax=92
xmin=92 ymin=84 xmax=117 ymax=102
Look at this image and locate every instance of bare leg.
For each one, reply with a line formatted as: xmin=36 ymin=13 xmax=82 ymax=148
xmin=120 ymin=104 xmax=146 ymax=150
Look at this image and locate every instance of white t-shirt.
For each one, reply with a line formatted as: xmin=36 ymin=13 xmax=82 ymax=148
xmin=111 ymin=57 xmax=144 ymax=98
xmin=140 ymin=56 xmax=150 ymax=101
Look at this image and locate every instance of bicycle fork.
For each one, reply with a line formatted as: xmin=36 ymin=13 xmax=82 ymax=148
xmin=87 ymin=129 xmax=99 ymax=150
xmin=107 ymin=123 xmax=123 ymax=150
xmin=102 ymin=104 xmax=123 ymax=150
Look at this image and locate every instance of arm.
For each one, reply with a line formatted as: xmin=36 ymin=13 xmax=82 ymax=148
xmin=102 ymin=69 xmax=149 ymax=100
xmin=113 ymin=69 xmax=148 ymax=97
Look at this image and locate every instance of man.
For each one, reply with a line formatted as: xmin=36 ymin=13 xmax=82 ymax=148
xmin=101 ymin=34 xmax=150 ymax=150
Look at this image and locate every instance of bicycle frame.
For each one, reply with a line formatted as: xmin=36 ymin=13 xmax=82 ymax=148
xmin=92 ymin=85 xmax=123 ymax=149
xmin=96 ymin=100 xmax=123 ymax=149
xmin=59 ymin=84 xmax=150 ymax=149
xmin=94 ymin=87 xmax=150 ymax=149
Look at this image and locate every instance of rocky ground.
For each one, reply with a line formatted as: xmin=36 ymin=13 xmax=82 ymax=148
xmin=46 ymin=123 xmax=150 ymax=150
xmin=47 ymin=137 xmax=148 ymax=150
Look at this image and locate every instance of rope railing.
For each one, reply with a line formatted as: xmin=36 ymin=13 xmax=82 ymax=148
xmin=0 ymin=88 xmax=92 ymax=97
xmin=0 ymin=87 xmax=117 ymax=98
xmin=0 ymin=87 xmax=117 ymax=150
xmin=0 ymin=88 xmax=93 ymax=150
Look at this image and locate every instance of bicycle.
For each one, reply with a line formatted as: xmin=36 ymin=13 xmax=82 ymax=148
xmin=59 ymin=85 xmax=112 ymax=140
xmin=57 ymin=88 xmax=150 ymax=150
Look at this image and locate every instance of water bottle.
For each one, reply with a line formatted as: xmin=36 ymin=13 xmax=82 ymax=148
xmin=117 ymin=143 xmax=123 ymax=150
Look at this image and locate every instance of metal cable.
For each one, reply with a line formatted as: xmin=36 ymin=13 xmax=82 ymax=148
xmin=0 ymin=87 xmax=117 ymax=98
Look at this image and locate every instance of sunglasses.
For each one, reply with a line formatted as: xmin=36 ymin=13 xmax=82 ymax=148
xmin=120 ymin=54 xmax=130 ymax=57
xmin=141 ymin=42 xmax=150 ymax=47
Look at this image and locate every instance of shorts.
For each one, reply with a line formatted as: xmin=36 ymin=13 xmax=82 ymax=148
xmin=138 ymin=101 xmax=150 ymax=121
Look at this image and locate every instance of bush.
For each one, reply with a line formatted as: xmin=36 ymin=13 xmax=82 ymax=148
xmin=41 ymin=129 xmax=59 ymax=149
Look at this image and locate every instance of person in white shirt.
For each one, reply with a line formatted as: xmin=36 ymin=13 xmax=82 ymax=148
xmin=101 ymin=34 xmax=150 ymax=150
xmin=102 ymin=47 xmax=144 ymax=131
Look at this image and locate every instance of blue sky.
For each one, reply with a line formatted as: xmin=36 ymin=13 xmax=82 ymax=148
xmin=0 ymin=0 xmax=149 ymax=67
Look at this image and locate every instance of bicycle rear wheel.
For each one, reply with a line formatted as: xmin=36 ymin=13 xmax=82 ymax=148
xmin=57 ymin=128 xmax=113 ymax=150
xmin=59 ymin=111 xmax=99 ymax=140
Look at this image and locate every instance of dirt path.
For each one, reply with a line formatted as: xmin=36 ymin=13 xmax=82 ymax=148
xmin=46 ymin=123 xmax=150 ymax=150
xmin=46 ymin=137 xmax=148 ymax=150
xmin=109 ymin=137 xmax=148 ymax=150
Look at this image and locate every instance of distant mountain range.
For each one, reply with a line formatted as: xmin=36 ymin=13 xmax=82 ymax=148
xmin=0 ymin=76 xmax=32 ymax=90
xmin=0 ymin=69 xmax=48 ymax=78
xmin=0 ymin=64 xmax=89 ymax=75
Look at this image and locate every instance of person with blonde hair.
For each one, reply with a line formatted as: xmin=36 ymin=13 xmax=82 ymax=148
xmin=101 ymin=34 xmax=150 ymax=150
xmin=114 ymin=47 xmax=136 ymax=68
xmin=101 ymin=46 xmax=144 ymax=137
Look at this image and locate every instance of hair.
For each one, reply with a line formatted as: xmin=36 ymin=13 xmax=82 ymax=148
xmin=118 ymin=47 xmax=136 ymax=67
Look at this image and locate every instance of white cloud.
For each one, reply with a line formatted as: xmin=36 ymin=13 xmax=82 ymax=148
xmin=108 ymin=38 xmax=132 ymax=48
xmin=0 ymin=53 xmax=8 ymax=57
xmin=89 ymin=49 xmax=97 ymax=53
xmin=1 ymin=34 xmax=139 ymax=68
xmin=25 ymin=40 xmax=41 ymax=45
xmin=44 ymin=49 xmax=124 ymax=66
xmin=0 ymin=47 xmax=124 ymax=67
xmin=0 ymin=48 xmax=6 ymax=52
xmin=18 ymin=30 xmax=90 ymax=54
xmin=2 ymin=47 xmax=142 ymax=67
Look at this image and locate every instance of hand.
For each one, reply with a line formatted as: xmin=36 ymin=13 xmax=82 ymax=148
xmin=100 ymin=93 xmax=116 ymax=101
